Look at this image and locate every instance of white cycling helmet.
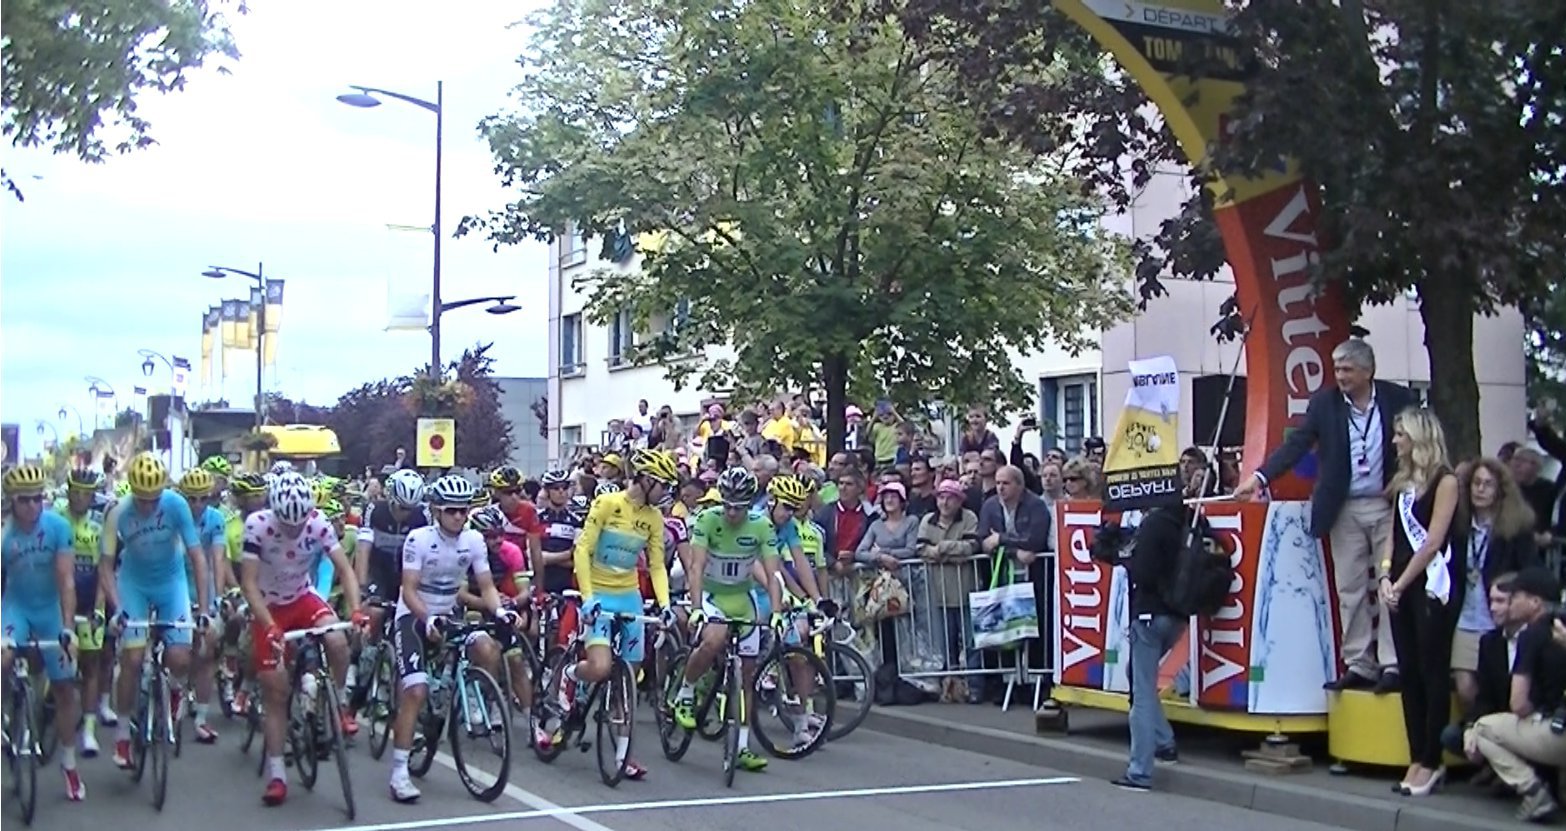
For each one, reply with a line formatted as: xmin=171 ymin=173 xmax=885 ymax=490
xmin=428 ymin=474 xmax=477 ymax=508
xmin=270 ymin=472 xmax=315 ymax=525
xmin=594 ymin=481 xmax=623 ymax=498
xmin=386 ymin=469 xmax=426 ymax=508
xmin=569 ymin=494 xmax=589 ymax=511
xmin=269 ymin=460 xmax=295 ymax=476
xmin=540 ymin=468 xmax=571 ymax=488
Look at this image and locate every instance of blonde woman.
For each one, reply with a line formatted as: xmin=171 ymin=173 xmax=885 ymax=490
xmin=1379 ymin=408 xmax=1460 ymax=796
xmin=1450 ymin=458 xmax=1540 ymax=713
xmin=1061 ymin=457 xmax=1098 ymax=500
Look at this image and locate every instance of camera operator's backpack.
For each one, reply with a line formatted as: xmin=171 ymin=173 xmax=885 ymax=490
xmin=1159 ymin=510 xmax=1234 ymax=617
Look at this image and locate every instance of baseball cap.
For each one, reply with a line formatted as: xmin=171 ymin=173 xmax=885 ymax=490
xmin=935 ymin=479 xmax=965 ymax=499
xmin=1511 ymin=567 xmax=1561 ymax=603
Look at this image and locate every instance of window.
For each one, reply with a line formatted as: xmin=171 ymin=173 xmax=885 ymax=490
xmin=646 ymin=298 xmax=692 ymax=339
xmin=560 ymin=425 xmax=583 ymax=459
xmin=562 ymin=221 xmax=588 ymax=268
xmin=608 ymin=309 xmax=635 ymax=368
xmin=1039 ymin=373 xmax=1099 ymax=457
xmin=559 ymin=313 xmax=585 ymax=376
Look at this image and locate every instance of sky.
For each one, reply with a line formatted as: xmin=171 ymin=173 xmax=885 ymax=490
xmin=1 ymin=0 xmax=552 ymax=457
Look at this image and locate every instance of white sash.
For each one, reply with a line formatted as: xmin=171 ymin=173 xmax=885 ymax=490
xmin=1397 ymin=486 xmax=1451 ymax=603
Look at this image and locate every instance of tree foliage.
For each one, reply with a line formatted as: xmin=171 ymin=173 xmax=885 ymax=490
xmin=1 ymin=0 xmax=243 ymax=197
xmin=899 ymin=0 xmax=1566 ymax=459
xmin=464 ymin=0 xmax=1135 ymax=452
xmin=530 ymin=395 xmax=549 ymax=440
xmin=1524 ymin=285 xmax=1566 ymax=421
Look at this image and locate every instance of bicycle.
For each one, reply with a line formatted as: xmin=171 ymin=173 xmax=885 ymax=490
xmin=534 ymin=593 xmax=661 ymax=787
xmin=357 ymin=599 xmax=399 ymax=760
xmin=120 ymin=610 xmax=196 ymax=811
xmin=793 ymin=599 xmax=872 ymax=742
xmin=734 ymin=606 xmax=836 ymax=761
xmin=645 ymin=601 xmax=691 ymax=762
xmin=281 ymin=621 xmax=356 ymax=820
xmin=408 ymin=617 xmax=512 ymax=803
xmin=2 ymin=638 xmax=69 ymax=826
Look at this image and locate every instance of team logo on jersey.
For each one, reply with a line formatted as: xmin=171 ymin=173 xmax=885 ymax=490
xmin=738 ymin=536 xmax=757 ymax=546
xmin=457 ymin=555 xmax=470 ymax=569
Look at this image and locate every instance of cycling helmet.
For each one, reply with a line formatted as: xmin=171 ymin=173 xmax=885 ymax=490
xmin=540 ymin=468 xmax=571 ymax=488
xmin=716 ymin=467 xmax=758 ymax=507
xmin=127 ymin=453 xmax=170 ymax=497
xmin=386 ymin=469 xmax=426 ymax=508
xmin=178 ymin=468 xmax=216 ymax=498
xmin=200 ymin=456 xmax=233 ymax=478
xmin=569 ymin=494 xmax=589 ymax=511
xmin=4 ymin=464 xmax=48 ymax=495
xmin=488 ymin=466 xmax=524 ymax=491
xmin=594 ymin=481 xmax=623 ymax=498
xmin=269 ymin=460 xmax=295 ymax=476
xmin=311 ymin=477 xmax=334 ymax=506
xmin=67 ymin=468 xmax=102 ymax=491
xmin=469 ymin=505 xmax=505 ymax=533
xmin=629 ymin=448 xmax=681 ymax=486
xmin=231 ymin=471 xmax=268 ymax=496
xmin=471 ymin=488 xmax=493 ymax=509
xmin=114 ymin=480 xmax=132 ymax=498
xmin=428 ymin=474 xmax=477 ymax=508
xmin=320 ymin=499 xmax=346 ymax=520
xmin=768 ymin=475 xmax=810 ymax=509
xmin=269 ymin=472 xmax=315 ymax=525
xmin=698 ymin=487 xmax=721 ymax=507
xmin=655 ymin=491 xmax=675 ymax=511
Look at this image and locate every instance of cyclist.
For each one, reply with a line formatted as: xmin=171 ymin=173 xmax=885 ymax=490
xmin=351 ymin=469 xmax=428 ymax=715
xmin=2 ymin=464 xmax=86 ymax=800
xmin=219 ymin=471 xmax=270 ymax=715
xmin=62 ymin=467 xmax=112 ymax=757
xmin=672 ymin=467 xmax=783 ymax=773
xmin=461 ymin=506 xmax=532 ymax=730
xmin=103 ymin=453 xmax=209 ymax=770
xmin=388 ymin=475 xmax=516 ymax=803
xmin=489 ymin=466 xmax=543 ymax=569
xmin=178 ymin=468 xmax=231 ymax=743
xmin=562 ymin=448 xmax=681 ymax=779
xmin=765 ymin=475 xmax=825 ymax=605
xmin=319 ymin=499 xmax=355 ymax=611
xmin=240 ymin=472 xmax=363 ymax=806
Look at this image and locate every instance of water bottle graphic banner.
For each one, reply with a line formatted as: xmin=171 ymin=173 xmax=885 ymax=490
xmin=1054 ymin=499 xmax=1339 ymax=716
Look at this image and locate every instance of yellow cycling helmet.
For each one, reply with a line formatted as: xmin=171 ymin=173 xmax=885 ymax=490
xmin=698 ymin=487 xmax=722 ymax=507
xmin=471 ymin=488 xmax=493 ymax=509
xmin=629 ymin=448 xmax=681 ymax=486
xmin=4 ymin=464 xmax=48 ymax=496
xmin=230 ymin=471 xmax=268 ymax=496
xmin=768 ymin=474 xmax=810 ymax=509
xmin=126 ymin=453 xmax=170 ymax=497
xmin=178 ymin=468 xmax=215 ymax=498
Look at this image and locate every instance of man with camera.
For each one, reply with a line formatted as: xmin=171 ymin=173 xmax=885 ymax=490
xmin=1466 ymin=566 xmax=1566 ymax=822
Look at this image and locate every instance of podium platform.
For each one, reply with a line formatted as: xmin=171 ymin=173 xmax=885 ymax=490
xmin=1327 ymin=688 xmax=1464 ymax=770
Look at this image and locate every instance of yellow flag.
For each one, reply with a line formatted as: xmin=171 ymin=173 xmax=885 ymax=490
xmin=416 ymin=418 xmax=456 ymax=467
xmin=221 ymin=299 xmax=239 ymax=349
xmin=199 ymin=308 xmax=215 ymax=389
xmin=1101 ymin=355 xmax=1182 ymax=511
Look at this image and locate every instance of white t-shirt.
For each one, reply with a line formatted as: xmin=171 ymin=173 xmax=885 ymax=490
xmin=395 ymin=526 xmax=489 ymax=618
xmin=241 ymin=509 xmax=340 ymax=606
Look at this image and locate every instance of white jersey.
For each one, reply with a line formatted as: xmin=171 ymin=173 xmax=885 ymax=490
xmin=241 ymin=509 xmax=340 ymax=606
xmin=395 ymin=526 xmax=489 ymax=618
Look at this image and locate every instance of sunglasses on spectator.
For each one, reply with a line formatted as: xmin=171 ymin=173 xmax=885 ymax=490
xmin=1065 ymin=475 xmax=1084 ymax=482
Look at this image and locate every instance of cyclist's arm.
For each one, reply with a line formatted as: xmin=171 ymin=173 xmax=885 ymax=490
xmin=786 ymin=542 xmax=822 ymax=601
xmin=760 ymin=524 xmax=783 ymax=612
xmin=174 ymin=499 xmax=211 ymax=613
xmin=572 ymin=502 xmax=608 ymax=601
xmin=353 ymin=507 xmax=374 ymax=585
xmin=399 ymin=536 xmax=431 ymax=624
xmin=470 ymin=569 xmax=504 ymax=616
xmin=326 ymin=543 xmax=360 ymax=612
xmin=647 ymin=518 xmax=670 ymax=609
xmin=686 ymin=543 xmax=707 ymax=602
xmin=99 ymin=505 xmax=122 ymax=613
xmin=54 ymin=539 xmax=75 ymax=634
xmin=238 ymin=541 xmax=274 ymax=632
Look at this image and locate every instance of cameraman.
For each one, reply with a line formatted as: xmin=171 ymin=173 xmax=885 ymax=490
xmin=1466 ymin=566 xmax=1566 ymax=822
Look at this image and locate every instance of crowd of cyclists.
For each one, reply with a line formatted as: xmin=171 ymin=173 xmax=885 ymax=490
xmin=0 ymin=444 xmax=844 ymax=817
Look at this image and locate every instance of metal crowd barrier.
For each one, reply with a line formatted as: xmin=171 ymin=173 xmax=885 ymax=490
xmin=817 ymin=553 xmax=1055 ymax=712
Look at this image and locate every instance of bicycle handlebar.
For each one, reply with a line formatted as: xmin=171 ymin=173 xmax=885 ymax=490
xmin=0 ymin=639 xmax=66 ymax=651
xmin=282 ymin=621 xmax=354 ymax=642
xmin=120 ymin=620 xmax=197 ymax=630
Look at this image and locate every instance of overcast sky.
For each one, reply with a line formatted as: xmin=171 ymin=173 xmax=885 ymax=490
xmin=1 ymin=0 xmax=551 ymax=456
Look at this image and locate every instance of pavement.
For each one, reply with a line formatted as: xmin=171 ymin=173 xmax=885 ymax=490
xmin=865 ymin=700 xmax=1535 ymax=831
xmin=18 ymin=706 xmax=1349 ymax=831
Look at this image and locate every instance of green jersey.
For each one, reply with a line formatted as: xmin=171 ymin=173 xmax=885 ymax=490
xmin=689 ymin=506 xmax=779 ymax=595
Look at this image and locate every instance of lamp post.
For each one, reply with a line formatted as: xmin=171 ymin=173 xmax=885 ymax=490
xmin=202 ymin=264 xmax=267 ymax=431
xmin=139 ymin=349 xmax=174 ymax=381
xmin=85 ymin=376 xmax=116 ymax=431
xmin=57 ymin=405 xmax=85 ymax=439
xmin=35 ymin=420 xmax=59 ymax=448
xmin=439 ymin=295 xmax=521 ymax=315
xmin=338 ymin=81 xmax=444 ymax=377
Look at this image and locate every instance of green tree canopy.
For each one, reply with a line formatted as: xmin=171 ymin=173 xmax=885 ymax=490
xmin=464 ymin=0 xmax=1135 ymax=452
xmin=2 ymin=0 xmax=242 ymax=197
xmin=901 ymin=0 xmax=1566 ymax=458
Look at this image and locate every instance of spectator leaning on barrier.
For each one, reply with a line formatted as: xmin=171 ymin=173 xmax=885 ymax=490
xmin=1442 ymin=572 xmax=1522 ymax=789
xmin=1233 ymin=337 xmax=1418 ymax=694
xmin=918 ymin=479 xmax=984 ymax=703
xmin=1466 ymin=566 xmax=1566 ymax=822
xmin=857 ymin=481 xmax=918 ymax=570
xmin=817 ymin=468 xmax=873 ymax=575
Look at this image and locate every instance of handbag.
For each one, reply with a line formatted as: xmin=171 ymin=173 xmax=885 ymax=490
xmin=968 ymin=550 xmax=1039 ymax=650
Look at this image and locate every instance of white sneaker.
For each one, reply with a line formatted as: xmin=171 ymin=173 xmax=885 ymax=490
xmin=388 ymin=769 xmax=421 ymax=803
xmin=97 ymin=702 xmax=119 ymax=727
xmin=80 ymin=730 xmax=101 ymax=758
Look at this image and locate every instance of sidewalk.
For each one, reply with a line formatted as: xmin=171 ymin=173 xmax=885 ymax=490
xmin=865 ymin=702 xmax=1526 ymax=831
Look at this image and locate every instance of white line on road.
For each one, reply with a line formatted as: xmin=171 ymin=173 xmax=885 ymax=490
xmin=317 ymin=775 xmax=1079 ymax=831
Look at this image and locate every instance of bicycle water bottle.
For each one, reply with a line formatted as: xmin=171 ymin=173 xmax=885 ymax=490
xmin=301 ymin=672 xmax=319 ymax=711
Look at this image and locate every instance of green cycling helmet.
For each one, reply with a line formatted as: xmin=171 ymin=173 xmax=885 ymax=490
xmin=320 ymin=498 xmax=346 ymax=520
xmin=114 ymin=480 xmax=132 ymax=498
xmin=200 ymin=455 xmax=233 ymax=477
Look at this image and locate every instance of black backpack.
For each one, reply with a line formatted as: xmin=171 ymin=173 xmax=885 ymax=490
xmin=1157 ymin=509 xmax=1233 ymax=617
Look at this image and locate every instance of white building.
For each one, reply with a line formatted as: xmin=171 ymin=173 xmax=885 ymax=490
xmin=545 ymin=169 xmax=1528 ymax=464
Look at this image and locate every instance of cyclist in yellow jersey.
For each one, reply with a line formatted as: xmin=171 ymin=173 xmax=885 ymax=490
xmin=566 ymin=448 xmax=681 ymax=780
xmin=63 ymin=468 xmax=113 ymax=756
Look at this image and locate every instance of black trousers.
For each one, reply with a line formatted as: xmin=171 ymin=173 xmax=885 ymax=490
xmin=1388 ymin=589 xmax=1456 ymax=769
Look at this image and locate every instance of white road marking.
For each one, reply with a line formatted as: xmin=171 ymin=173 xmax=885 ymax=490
xmin=319 ymin=775 xmax=1079 ymax=831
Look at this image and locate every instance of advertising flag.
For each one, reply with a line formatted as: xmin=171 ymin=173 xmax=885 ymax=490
xmin=1101 ymin=355 xmax=1182 ymax=511
xmin=248 ymin=287 xmax=264 ymax=350
xmin=265 ymin=280 xmax=284 ymax=333
xmin=171 ymin=356 xmax=190 ymax=400
xmin=200 ymin=308 xmax=216 ymax=388
xmin=221 ymin=299 xmax=240 ymax=349
xmin=416 ymin=418 xmax=456 ymax=468
xmin=235 ymin=299 xmax=253 ymax=351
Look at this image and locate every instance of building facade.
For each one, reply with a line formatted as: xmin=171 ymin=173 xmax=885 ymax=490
xmin=546 ymin=170 xmax=1529 ymax=464
xmin=494 ymin=376 xmax=550 ymax=475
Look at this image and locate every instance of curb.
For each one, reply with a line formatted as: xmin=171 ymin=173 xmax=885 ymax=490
xmin=864 ymin=708 xmax=1515 ymax=831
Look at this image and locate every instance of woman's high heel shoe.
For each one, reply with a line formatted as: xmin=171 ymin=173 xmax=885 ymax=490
xmin=1401 ymin=767 xmax=1446 ymax=796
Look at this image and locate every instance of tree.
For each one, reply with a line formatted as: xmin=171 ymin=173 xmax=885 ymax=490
xmin=898 ymin=0 xmax=1566 ymax=459
xmin=1525 ymin=286 xmax=1566 ymax=420
xmin=448 ymin=344 xmax=515 ymax=469
xmin=463 ymin=0 xmax=1134 ymax=453
xmin=2 ymin=0 xmax=243 ymax=198
xmin=530 ymin=395 xmax=549 ymax=440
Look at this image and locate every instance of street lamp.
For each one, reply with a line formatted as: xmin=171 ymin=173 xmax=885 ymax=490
xmin=203 ymin=264 xmax=268 ymax=431
xmin=35 ymin=420 xmax=58 ymax=446
xmin=139 ymin=348 xmax=173 ymax=379
xmin=440 ymin=295 xmax=521 ymax=316
xmin=85 ymin=376 xmax=116 ymax=431
xmin=57 ymin=405 xmax=85 ymax=438
xmin=338 ymin=81 xmax=444 ymax=377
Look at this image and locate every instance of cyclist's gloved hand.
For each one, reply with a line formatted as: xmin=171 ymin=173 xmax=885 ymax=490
xmin=659 ymin=606 xmax=679 ymax=629
xmin=817 ymin=598 xmax=839 ymax=619
xmin=583 ymin=599 xmax=603 ymax=622
xmin=58 ymin=628 xmax=77 ymax=652
xmin=264 ymin=624 xmax=285 ymax=650
xmin=495 ymin=608 xmax=522 ymax=628
xmin=687 ymin=607 xmax=707 ymax=631
xmin=195 ymin=613 xmax=213 ymax=632
xmin=770 ymin=610 xmax=788 ymax=631
xmin=425 ymin=616 xmax=448 ymax=639
xmin=111 ymin=610 xmax=130 ymax=635
xmin=350 ymin=608 xmax=371 ymax=628
xmin=91 ymin=610 xmax=107 ymax=629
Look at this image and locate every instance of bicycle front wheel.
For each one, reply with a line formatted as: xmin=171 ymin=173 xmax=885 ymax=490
xmin=321 ymin=675 xmax=356 ymax=820
xmin=448 ymin=666 xmax=510 ymax=803
xmin=823 ymin=641 xmax=872 ymax=742
xmin=11 ymin=685 xmax=39 ymax=825
xmin=656 ymin=649 xmax=693 ymax=762
xmin=150 ymin=676 xmax=171 ymax=811
xmin=366 ymin=645 xmax=396 ymax=761
xmin=750 ymin=646 xmax=835 ymax=761
xmin=594 ymin=658 xmax=636 ymax=788
xmin=721 ymin=660 xmax=740 ymax=789
xmin=531 ymin=648 xmax=569 ymax=764
xmin=33 ymin=676 xmax=56 ymax=765
xmin=290 ymin=690 xmax=320 ymax=790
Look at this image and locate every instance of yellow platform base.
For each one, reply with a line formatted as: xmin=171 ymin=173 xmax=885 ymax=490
xmin=1326 ymin=689 xmax=1464 ymax=767
xmin=1050 ymin=685 xmax=1327 ymax=734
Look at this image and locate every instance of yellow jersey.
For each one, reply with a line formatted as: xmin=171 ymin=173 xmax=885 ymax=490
xmin=572 ymin=490 xmax=669 ymax=607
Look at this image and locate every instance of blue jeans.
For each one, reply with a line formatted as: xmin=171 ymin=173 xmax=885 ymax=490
xmin=1125 ymin=614 xmax=1183 ymax=785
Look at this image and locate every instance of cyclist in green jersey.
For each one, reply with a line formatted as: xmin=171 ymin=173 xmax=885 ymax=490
xmin=674 ymin=468 xmax=783 ymax=773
